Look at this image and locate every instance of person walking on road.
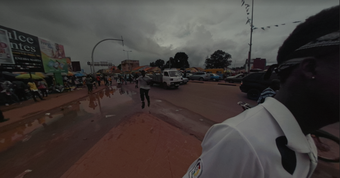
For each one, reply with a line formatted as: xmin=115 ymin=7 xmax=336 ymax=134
xmin=96 ymin=76 xmax=101 ymax=86
xmin=12 ymin=80 xmax=28 ymax=101
xmin=124 ymin=75 xmax=127 ymax=85
xmin=117 ymin=75 xmax=122 ymax=87
xmin=107 ymin=75 xmax=112 ymax=86
xmin=85 ymin=75 xmax=93 ymax=93
xmin=27 ymin=80 xmax=44 ymax=102
xmin=128 ymin=75 xmax=133 ymax=84
xmin=37 ymin=80 xmax=48 ymax=97
xmin=103 ymin=75 xmax=109 ymax=86
xmin=136 ymin=70 xmax=152 ymax=109
xmin=1 ymin=80 xmax=20 ymax=105
xmin=183 ymin=6 xmax=339 ymax=178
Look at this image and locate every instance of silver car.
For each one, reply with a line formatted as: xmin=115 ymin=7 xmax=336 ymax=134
xmin=189 ymin=72 xmax=210 ymax=81
xmin=225 ymin=73 xmax=245 ymax=83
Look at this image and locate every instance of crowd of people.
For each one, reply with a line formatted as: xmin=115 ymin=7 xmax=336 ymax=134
xmin=0 ymin=79 xmax=47 ymax=106
xmin=84 ymin=73 xmax=141 ymax=94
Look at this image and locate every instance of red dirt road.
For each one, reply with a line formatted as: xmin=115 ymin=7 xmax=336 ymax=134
xmin=61 ymin=112 xmax=201 ymax=178
xmin=0 ymin=81 xmax=338 ymax=178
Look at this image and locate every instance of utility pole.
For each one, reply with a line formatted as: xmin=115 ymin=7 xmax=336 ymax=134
xmin=247 ymin=0 xmax=254 ymax=74
xmin=91 ymin=36 xmax=124 ymax=75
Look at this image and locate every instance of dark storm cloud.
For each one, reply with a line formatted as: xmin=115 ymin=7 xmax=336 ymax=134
xmin=0 ymin=0 xmax=338 ymax=72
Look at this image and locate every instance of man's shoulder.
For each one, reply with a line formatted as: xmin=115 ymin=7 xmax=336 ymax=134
xmin=221 ymin=106 xmax=280 ymax=138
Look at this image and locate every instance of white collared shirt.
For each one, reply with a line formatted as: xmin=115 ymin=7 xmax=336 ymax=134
xmin=183 ymin=97 xmax=317 ymax=178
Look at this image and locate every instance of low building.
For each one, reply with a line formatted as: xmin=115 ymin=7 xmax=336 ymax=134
xmin=245 ymin=58 xmax=267 ymax=71
xmin=121 ymin=60 xmax=140 ymax=72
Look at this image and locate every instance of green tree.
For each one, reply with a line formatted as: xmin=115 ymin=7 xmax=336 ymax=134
xmin=164 ymin=57 xmax=175 ymax=69
xmin=205 ymin=50 xmax=232 ymax=69
xmin=117 ymin=64 xmax=121 ymax=70
xmin=150 ymin=62 xmax=156 ymax=67
xmin=174 ymin=52 xmax=190 ymax=69
xmin=155 ymin=59 xmax=165 ymax=68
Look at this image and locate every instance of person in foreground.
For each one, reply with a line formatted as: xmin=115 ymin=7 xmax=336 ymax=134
xmin=183 ymin=6 xmax=339 ymax=178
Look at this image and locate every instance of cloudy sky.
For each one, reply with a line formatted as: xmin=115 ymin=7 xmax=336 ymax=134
xmin=0 ymin=0 xmax=338 ymax=72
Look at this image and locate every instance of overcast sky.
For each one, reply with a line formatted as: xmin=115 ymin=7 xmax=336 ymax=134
xmin=0 ymin=0 xmax=338 ymax=72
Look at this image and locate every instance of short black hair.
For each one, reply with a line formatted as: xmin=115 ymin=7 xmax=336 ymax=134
xmin=276 ymin=5 xmax=339 ymax=82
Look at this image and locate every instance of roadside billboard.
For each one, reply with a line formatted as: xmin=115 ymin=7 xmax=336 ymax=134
xmin=39 ymin=38 xmax=68 ymax=73
xmin=0 ymin=25 xmax=44 ymax=72
xmin=0 ymin=28 xmax=14 ymax=64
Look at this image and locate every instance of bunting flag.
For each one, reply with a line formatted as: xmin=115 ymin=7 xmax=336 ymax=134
xmin=241 ymin=0 xmax=303 ymax=31
xmin=241 ymin=0 xmax=252 ymax=28
xmin=253 ymin=20 xmax=303 ymax=31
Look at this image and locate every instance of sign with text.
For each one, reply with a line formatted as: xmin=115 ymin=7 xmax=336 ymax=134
xmin=0 ymin=25 xmax=43 ymax=72
xmin=87 ymin=61 xmax=113 ymax=66
xmin=39 ymin=38 xmax=68 ymax=73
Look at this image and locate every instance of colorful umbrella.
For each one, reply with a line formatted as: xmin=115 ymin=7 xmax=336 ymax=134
xmin=34 ymin=72 xmax=48 ymax=78
xmin=15 ymin=74 xmax=43 ymax=80
xmin=75 ymin=73 xmax=85 ymax=77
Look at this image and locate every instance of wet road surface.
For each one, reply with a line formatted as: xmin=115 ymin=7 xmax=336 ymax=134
xmin=0 ymin=82 xmax=338 ymax=178
xmin=0 ymin=85 xmax=212 ymax=178
xmin=0 ymin=87 xmax=142 ymax=178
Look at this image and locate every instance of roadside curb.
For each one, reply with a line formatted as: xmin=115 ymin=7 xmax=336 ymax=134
xmin=218 ymin=83 xmax=237 ymax=86
xmin=0 ymin=87 xmax=106 ymax=129
xmin=190 ymin=81 xmax=204 ymax=83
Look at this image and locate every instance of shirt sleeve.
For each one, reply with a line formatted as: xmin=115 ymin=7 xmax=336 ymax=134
xmin=183 ymin=124 xmax=264 ymax=178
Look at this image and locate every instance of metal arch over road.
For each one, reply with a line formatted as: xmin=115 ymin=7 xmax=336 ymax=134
xmin=91 ymin=37 xmax=124 ymax=74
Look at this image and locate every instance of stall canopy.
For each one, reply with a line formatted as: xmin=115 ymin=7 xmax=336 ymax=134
xmin=225 ymin=69 xmax=236 ymax=73
xmin=131 ymin=66 xmax=146 ymax=73
xmin=146 ymin=67 xmax=161 ymax=73
xmin=16 ymin=74 xmax=43 ymax=80
xmin=186 ymin=68 xmax=198 ymax=73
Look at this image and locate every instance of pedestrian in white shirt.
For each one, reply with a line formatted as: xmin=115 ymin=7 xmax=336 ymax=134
xmin=184 ymin=5 xmax=339 ymax=178
xmin=136 ymin=70 xmax=152 ymax=109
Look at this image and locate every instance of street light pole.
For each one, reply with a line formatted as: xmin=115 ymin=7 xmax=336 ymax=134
xmin=123 ymin=50 xmax=132 ymax=60
xmin=248 ymin=0 xmax=254 ymax=74
xmin=91 ymin=36 xmax=124 ymax=75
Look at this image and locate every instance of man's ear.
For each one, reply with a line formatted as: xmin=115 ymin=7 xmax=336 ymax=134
xmin=299 ymin=58 xmax=317 ymax=79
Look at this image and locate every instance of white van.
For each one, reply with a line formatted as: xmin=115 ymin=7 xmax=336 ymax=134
xmin=149 ymin=68 xmax=183 ymax=89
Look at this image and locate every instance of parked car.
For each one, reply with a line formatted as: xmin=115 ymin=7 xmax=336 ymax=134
xmin=189 ymin=72 xmax=210 ymax=81
xmin=180 ymin=73 xmax=189 ymax=84
xmin=225 ymin=73 xmax=245 ymax=83
xmin=239 ymin=72 xmax=279 ymax=100
xmin=209 ymin=73 xmax=220 ymax=81
xmin=180 ymin=77 xmax=188 ymax=84
xmin=186 ymin=73 xmax=193 ymax=78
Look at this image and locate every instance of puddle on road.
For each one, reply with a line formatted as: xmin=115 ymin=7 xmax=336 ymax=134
xmin=0 ymin=86 xmax=137 ymax=153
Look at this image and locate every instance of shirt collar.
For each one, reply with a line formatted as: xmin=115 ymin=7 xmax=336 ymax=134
xmin=261 ymin=97 xmax=312 ymax=153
